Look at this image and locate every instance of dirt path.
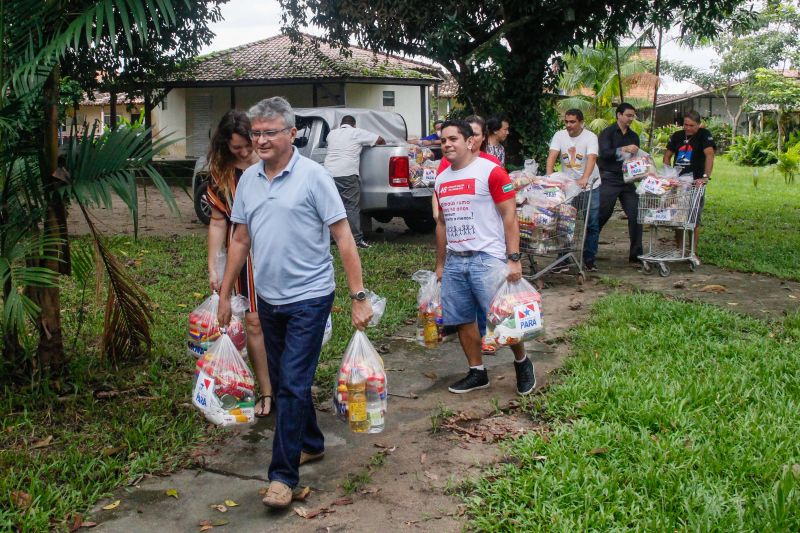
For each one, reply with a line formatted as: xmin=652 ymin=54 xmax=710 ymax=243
xmin=85 ymin=194 xmax=799 ymax=532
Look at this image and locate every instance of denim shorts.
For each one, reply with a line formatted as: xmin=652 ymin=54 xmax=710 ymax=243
xmin=441 ymin=251 xmax=507 ymax=326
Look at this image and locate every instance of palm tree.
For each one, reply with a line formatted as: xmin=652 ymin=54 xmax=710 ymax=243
xmin=0 ymin=1 xmax=201 ymax=375
xmin=557 ymin=43 xmax=653 ymax=133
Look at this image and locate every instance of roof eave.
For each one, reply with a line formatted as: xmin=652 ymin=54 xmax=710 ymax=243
xmin=163 ymin=76 xmax=440 ymax=89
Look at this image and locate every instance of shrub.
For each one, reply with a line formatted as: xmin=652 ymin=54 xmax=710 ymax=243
xmin=650 ymin=124 xmax=681 ymax=156
xmin=703 ymin=116 xmax=733 ymax=153
xmin=727 ymin=133 xmax=778 ymax=166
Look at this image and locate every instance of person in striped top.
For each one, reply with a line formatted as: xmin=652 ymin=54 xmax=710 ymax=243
xmin=206 ymin=110 xmax=273 ymax=417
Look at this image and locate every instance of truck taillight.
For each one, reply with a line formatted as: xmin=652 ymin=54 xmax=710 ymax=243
xmin=389 ymin=156 xmax=409 ymax=187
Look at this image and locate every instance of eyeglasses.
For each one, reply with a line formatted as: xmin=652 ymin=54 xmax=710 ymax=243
xmin=249 ymin=127 xmax=290 ymax=140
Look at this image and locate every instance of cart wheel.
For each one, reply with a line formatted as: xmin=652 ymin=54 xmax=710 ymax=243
xmin=658 ymin=262 xmax=671 ymax=277
xmin=576 ymin=273 xmax=585 ymax=285
xmin=688 ymin=261 xmax=696 ymax=272
xmin=535 ymin=278 xmax=545 ymax=291
xmin=641 ymin=261 xmax=653 ymax=275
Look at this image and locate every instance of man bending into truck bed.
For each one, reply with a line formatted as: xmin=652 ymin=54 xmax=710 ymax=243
xmin=324 ymin=115 xmax=386 ymax=249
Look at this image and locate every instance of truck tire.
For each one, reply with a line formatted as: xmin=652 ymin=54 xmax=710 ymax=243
xmin=403 ymin=215 xmax=435 ymax=234
xmin=194 ymin=181 xmax=211 ymax=225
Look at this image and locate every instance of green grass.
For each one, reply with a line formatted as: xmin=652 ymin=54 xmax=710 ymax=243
xmin=466 ymin=292 xmax=800 ymax=532
xmin=1 ymin=235 xmax=434 ymax=532
xmin=701 ymin=157 xmax=800 ymax=280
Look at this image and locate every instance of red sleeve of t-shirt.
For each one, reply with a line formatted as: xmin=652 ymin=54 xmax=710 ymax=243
xmin=488 ymin=166 xmax=515 ymax=204
xmin=480 ymin=151 xmax=502 ymax=166
xmin=437 ymin=157 xmax=449 ymax=174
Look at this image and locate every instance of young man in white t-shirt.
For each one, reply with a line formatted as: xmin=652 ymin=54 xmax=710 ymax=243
xmin=433 ymin=120 xmax=536 ymax=396
xmin=546 ymin=109 xmax=601 ymax=272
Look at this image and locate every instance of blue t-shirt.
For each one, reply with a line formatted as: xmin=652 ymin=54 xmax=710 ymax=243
xmin=230 ymin=148 xmax=347 ymax=305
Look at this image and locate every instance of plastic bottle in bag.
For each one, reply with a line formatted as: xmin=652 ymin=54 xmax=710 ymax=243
xmin=412 ymin=270 xmax=442 ymax=348
xmin=366 ymin=375 xmax=385 ymax=433
xmin=347 ymin=367 xmax=369 ymax=433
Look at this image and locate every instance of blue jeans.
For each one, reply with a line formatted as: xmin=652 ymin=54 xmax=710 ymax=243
xmin=257 ymin=292 xmax=334 ymax=488
xmin=441 ymin=252 xmax=506 ymax=331
xmin=580 ymin=187 xmax=600 ymax=264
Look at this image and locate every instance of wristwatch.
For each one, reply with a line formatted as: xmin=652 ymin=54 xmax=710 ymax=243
xmin=350 ymin=290 xmax=367 ymax=301
xmin=507 ymin=252 xmax=522 ymax=262
xmin=702 ymin=173 xmax=709 ymax=179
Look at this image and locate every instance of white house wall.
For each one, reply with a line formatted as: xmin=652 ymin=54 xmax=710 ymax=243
xmin=345 ymin=83 xmax=423 ymax=138
xmin=152 ymin=88 xmax=187 ymax=158
xmin=236 ymin=85 xmax=314 ymax=112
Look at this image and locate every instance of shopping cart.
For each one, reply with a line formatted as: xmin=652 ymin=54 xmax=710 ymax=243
xmin=517 ymin=181 xmax=595 ymax=284
xmin=637 ymin=185 xmax=705 ymax=277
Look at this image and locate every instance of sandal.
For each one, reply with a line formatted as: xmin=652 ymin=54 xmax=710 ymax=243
xmin=255 ymin=394 xmax=272 ymax=418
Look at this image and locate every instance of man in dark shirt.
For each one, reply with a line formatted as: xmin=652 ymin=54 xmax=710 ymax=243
xmin=597 ymin=102 xmax=643 ymax=264
xmin=663 ymin=109 xmax=715 ymax=258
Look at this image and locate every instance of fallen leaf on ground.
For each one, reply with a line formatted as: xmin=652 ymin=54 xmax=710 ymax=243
xmin=177 ymin=303 xmax=187 ymax=308
xmin=374 ymin=442 xmax=390 ymax=449
xmin=377 ymin=343 xmax=390 ymax=354
xmin=165 ymin=489 xmax=178 ymax=499
xmin=294 ymin=506 xmax=309 ymax=518
xmin=223 ymin=499 xmax=238 ymax=507
xmin=420 ymin=452 xmax=427 ymax=464
xmin=193 ymin=292 xmax=204 ymax=298
xmin=11 ymin=490 xmax=32 ymax=510
xmin=790 ymin=295 xmax=797 ymax=300
xmin=79 ymin=522 xmax=97 ymax=529
xmin=331 ymin=497 xmax=353 ymax=506
xmin=258 ymin=487 xmax=268 ymax=496
xmin=673 ymin=281 xmax=686 ymax=289
xmin=587 ymin=447 xmax=608 ymax=456
xmin=292 ymin=487 xmax=311 ymax=502
xmin=422 ymin=372 xmax=437 ymax=380
xmin=31 ymin=435 xmax=54 ymax=449
xmin=211 ymin=519 xmax=229 ymax=526
xmin=210 ymin=504 xmax=227 ymax=513
xmin=199 ymin=526 xmax=213 ymax=532
xmin=728 ymin=302 xmax=739 ymax=306
xmin=102 ymin=445 xmax=127 ymax=457
xmin=332 ymin=305 xmax=343 ymax=313
xmin=68 ymin=514 xmax=85 ymax=532
xmin=404 ymin=318 xmax=416 ymax=325
xmin=568 ymin=302 xmax=582 ymax=310
xmin=532 ymin=454 xmax=547 ymax=462
xmin=102 ymin=500 xmax=121 ymax=510
xmin=424 ymin=471 xmax=439 ymax=481
xmin=360 ymin=487 xmax=381 ymax=495
xmin=698 ymin=284 xmax=727 ymax=293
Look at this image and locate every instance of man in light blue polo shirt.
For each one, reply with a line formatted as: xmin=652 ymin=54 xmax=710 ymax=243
xmin=217 ymin=96 xmax=373 ymax=509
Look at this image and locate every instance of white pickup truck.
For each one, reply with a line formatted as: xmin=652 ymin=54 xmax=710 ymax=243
xmin=192 ymin=107 xmax=437 ymax=233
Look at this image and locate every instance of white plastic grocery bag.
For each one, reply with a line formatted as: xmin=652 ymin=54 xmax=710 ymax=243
xmin=332 ymin=330 xmax=388 ymax=433
xmin=412 ymin=270 xmax=442 ymax=347
xmin=486 ymin=278 xmax=544 ymax=346
xmin=192 ymin=330 xmax=255 ymax=427
xmin=187 ymin=292 xmax=248 ymax=358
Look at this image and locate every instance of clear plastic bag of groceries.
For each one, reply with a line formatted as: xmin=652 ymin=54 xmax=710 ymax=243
xmin=366 ymin=289 xmax=387 ymax=327
xmin=187 ymin=292 xmax=248 ymax=358
xmin=486 ymin=278 xmax=544 ymax=346
xmin=620 ymin=149 xmax=657 ymax=182
xmin=332 ymin=330 xmax=388 ymax=433
xmin=192 ymin=329 xmax=255 ymax=426
xmin=412 ymin=270 xmax=442 ymax=347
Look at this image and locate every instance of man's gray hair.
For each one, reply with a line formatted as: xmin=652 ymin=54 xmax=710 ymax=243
xmin=247 ymin=96 xmax=295 ymax=128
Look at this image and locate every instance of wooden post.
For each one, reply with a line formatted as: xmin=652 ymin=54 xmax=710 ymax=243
xmin=110 ymin=89 xmax=118 ymax=129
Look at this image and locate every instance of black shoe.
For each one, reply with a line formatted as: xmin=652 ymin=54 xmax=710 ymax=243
xmin=514 ymin=357 xmax=536 ymax=396
xmin=356 ymin=240 xmax=371 ymax=249
xmin=448 ymin=368 xmax=489 ymax=394
xmin=584 ymin=261 xmax=597 ymax=272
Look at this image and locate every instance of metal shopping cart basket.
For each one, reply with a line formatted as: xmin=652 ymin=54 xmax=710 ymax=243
xmin=517 ymin=182 xmax=595 ymax=284
xmin=637 ymin=185 xmax=705 ymax=277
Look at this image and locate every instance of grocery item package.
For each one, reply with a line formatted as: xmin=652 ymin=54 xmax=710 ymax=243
xmin=411 ymin=270 xmax=442 ymax=347
xmin=187 ymin=292 xmax=248 ymax=358
xmin=620 ymin=149 xmax=657 ymax=182
xmin=192 ymin=330 xmax=255 ymax=427
xmin=332 ymin=330 xmax=388 ymax=433
xmin=322 ymin=314 xmax=333 ymax=346
xmin=486 ymin=278 xmax=544 ymax=346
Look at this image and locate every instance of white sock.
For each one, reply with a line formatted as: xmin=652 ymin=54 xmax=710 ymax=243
xmin=514 ymin=355 xmax=528 ymax=363
xmin=470 ymin=365 xmax=485 ymax=371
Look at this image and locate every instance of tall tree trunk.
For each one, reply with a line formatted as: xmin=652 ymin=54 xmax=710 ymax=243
xmin=29 ymin=67 xmax=70 ymax=374
xmin=777 ymin=108 xmax=783 ymax=153
xmin=646 ymin=27 xmax=663 ymax=152
xmin=615 ymin=45 xmax=624 ymax=102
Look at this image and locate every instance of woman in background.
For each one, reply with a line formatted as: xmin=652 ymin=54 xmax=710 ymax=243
xmin=206 ymin=110 xmax=272 ymax=417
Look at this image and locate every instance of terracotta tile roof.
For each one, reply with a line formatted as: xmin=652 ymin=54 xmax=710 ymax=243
xmin=438 ymin=75 xmax=458 ymax=98
xmin=175 ymin=34 xmax=441 ymax=85
xmin=79 ymin=91 xmax=143 ymax=106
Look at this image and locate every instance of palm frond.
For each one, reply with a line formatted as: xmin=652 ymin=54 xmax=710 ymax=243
xmin=75 ymin=201 xmax=153 ymax=362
